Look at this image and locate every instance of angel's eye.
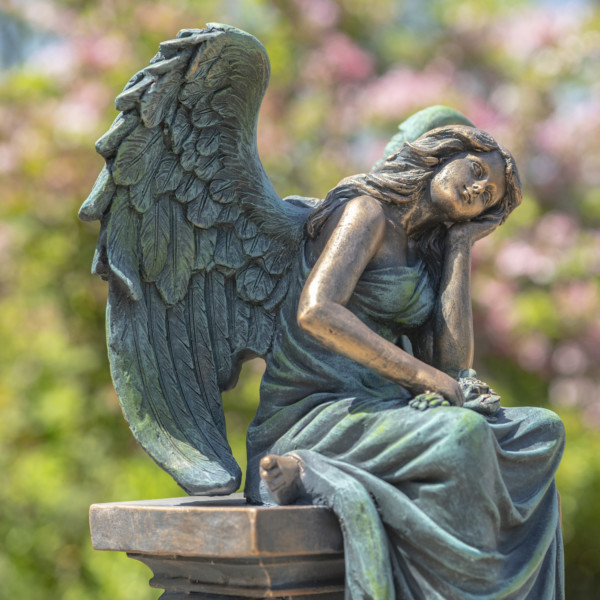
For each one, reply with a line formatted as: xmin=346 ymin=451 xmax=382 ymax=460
xmin=471 ymin=161 xmax=483 ymax=177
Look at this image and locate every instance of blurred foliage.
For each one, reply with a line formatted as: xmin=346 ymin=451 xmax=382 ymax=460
xmin=0 ymin=0 xmax=598 ymax=597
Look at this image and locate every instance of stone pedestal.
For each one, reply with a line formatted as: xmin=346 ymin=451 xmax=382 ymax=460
xmin=89 ymin=495 xmax=344 ymax=599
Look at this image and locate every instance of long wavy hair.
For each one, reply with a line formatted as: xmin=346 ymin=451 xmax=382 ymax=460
xmin=306 ymin=125 xmax=522 ymax=290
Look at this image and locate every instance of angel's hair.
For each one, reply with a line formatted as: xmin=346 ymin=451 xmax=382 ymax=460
xmin=306 ymin=125 xmax=522 ymax=289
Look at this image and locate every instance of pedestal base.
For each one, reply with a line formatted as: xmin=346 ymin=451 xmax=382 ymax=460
xmin=90 ymin=496 xmax=344 ymax=599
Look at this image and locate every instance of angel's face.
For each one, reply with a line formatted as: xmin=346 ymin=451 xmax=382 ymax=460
xmin=429 ymin=150 xmax=506 ymax=222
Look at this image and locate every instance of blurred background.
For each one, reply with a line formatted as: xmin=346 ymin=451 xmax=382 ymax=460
xmin=0 ymin=0 xmax=598 ymax=597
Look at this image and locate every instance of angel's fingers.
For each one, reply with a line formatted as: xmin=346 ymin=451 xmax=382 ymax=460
xmin=428 ymin=397 xmax=444 ymax=407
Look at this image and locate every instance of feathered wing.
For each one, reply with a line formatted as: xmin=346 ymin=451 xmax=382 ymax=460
xmin=80 ymin=24 xmax=311 ymax=495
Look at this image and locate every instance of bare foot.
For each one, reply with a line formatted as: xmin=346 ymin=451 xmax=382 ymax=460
xmin=259 ymin=454 xmax=303 ymax=505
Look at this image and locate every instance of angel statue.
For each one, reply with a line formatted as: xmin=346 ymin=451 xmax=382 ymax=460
xmin=80 ymin=24 xmax=565 ymax=600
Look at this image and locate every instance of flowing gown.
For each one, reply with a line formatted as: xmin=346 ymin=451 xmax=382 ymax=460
xmin=245 ymin=243 xmax=565 ymax=600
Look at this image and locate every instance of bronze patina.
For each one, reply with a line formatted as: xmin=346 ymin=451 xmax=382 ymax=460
xmin=81 ymin=24 xmax=565 ymax=599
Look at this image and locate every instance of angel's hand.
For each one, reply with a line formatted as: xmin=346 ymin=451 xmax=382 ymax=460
xmin=410 ymin=368 xmax=465 ymax=408
xmin=458 ymin=369 xmax=501 ymax=416
xmin=448 ymin=212 xmax=503 ymax=245
xmin=409 ymin=392 xmax=451 ymax=411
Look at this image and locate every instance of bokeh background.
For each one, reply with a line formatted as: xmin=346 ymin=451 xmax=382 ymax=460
xmin=0 ymin=0 xmax=599 ymax=597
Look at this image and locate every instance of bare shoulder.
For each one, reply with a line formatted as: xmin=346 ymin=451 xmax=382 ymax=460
xmin=308 ymin=196 xmax=386 ymax=261
xmin=334 ymin=196 xmax=386 ymax=241
xmin=342 ymin=195 xmax=385 ymax=225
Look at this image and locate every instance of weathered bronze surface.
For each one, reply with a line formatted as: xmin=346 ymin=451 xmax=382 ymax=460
xmin=90 ymin=496 xmax=344 ymax=599
xmin=82 ymin=23 xmax=565 ymax=600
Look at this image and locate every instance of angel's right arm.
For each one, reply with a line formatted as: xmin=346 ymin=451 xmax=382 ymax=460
xmin=297 ymin=196 xmax=464 ymax=404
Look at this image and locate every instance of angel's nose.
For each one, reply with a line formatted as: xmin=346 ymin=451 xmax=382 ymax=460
xmin=469 ymin=179 xmax=487 ymax=196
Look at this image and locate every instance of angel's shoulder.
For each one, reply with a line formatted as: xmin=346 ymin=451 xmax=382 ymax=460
xmin=325 ymin=196 xmax=385 ymax=238
xmin=307 ymin=196 xmax=385 ymax=263
xmin=336 ymin=197 xmax=387 ymax=247
xmin=344 ymin=195 xmax=385 ymax=220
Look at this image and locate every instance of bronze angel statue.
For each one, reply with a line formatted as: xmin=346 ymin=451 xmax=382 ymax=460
xmin=80 ymin=24 xmax=565 ymax=600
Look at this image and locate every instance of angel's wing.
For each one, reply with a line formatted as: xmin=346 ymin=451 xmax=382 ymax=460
xmin=79 ymin=24 xmax=311 ymax=495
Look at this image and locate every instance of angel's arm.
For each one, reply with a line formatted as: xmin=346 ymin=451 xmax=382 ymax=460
xmin=430 ymin=231 xmax=474 ymax=376
xmin=422 ymin=215 xmax=503 ymax=376
xmin=297 ymin=196 xmax=464 ymax=405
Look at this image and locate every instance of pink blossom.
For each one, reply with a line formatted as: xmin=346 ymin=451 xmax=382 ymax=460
xmin=293 ymin=0 xmax=340 ymax=30
xmin=516 ymin=333 xmax=551 ymax=372
xmin=74 ymin=34 xmax=132 ymax=70
xmin=536 ymin=101 xmax=600 ymax=161
xmin=304 ymin=33 xmax=374 ymax=83
xmin=534 ymin=212 xmax=578 ymax=249
xmin=462 ymin=97 xmax=507 ymax=135
xmin=517 ymin=334 xmax=551 ymax=372
xmin=535 ymin=115 xmax=570 ymax=157
xmin=53 ymin=82 xmax=110 ymax=135
xmin=12 ymin=0 xmax=77 ymax=35
xmin=551 ymin=342 xmax=589 ymax=376
xmin=582 ymin=400 xmax=600 ymax=429
xmin=474 ymin=278 xmax=518 ymax=348
xmin=554 ymin=281 xmax=598 ymax=320
xmin=0 ymin=144 xmax=17 ymax=174
xmin=549 ymin=377 xmax=598 ymax=409
xmin=534 ymin=97 xmax=600 ymax=188
xmin=491 ymin=7 xmax=584 ymax=60
xmin=495 ymin=240 xmax=556 ymax=283
xmin=359 ymin=64 xmax=455 ymax=120
xmin=581 ymin=322 xmax=600 ymax=365
xmin=30 ymin=40 xmax=80 ymax=80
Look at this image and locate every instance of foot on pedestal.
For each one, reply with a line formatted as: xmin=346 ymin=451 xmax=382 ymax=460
xmin=259 ymin=454 xmax=303 ymax=505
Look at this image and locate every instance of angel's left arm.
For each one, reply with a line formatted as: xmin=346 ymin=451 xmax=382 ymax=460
xmin=411 ymin=216 xmax=502 ymax=376
xmin=430 ymin=228 xmax=474 ymax=377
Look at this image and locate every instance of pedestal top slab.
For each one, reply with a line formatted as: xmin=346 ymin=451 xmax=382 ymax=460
xmin=89 ymin=495 xmax=343 ymax=558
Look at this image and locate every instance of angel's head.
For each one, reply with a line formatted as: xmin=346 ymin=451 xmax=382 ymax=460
xmin=372 ymin=125 xmax=522 ymax=229
xmin=308 ymin=125 xmax=520 ymax=238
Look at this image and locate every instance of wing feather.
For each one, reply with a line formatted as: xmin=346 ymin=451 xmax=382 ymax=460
xmin=156 ymin=201 xmax=195 ymax=305
xmin=191 ymin=101 xmax=221 ymax=128
xmin=166 ymin=299 xmax=231 ymax=454
xmin=247 ymin=305 xmax=275 ymax=357
xmin=180 ymin=130 xmax=200 ymax=171
xmin=155 ymin=153 xmax=184 ymax=194
xmin=194 ymin=228 xmax=217 ymax=270
xmin=170 ymin=106 xmax=194 ymax=154
xmin=187 ymin=187 xmax=219 ymax=228
xmin=196 ymin=127 xmax=221 ymax=156
xmin=95 ymin=112 xmax=140 ymax=159
xmin=139 ymin=56 xmax=185 ymax=128
xmin=113 ymin=125 xmax=165 ymax=186
xmin=204 ymin=270 xmax=233 ymax=390
xmin=106 ymin=187 xmax=142 ymax=300
xmin=236 ymin=263 xmax=278 ymax=304
xmin=176 ymin=172 xmax=206 ymax=204
xmin=217 ymin=203 xmax=242 ymax=224
xmin=214 ymin=229 xmax=246 ymax=271
xmin=140 ymin=195 xmax=170 ymax=281
xmin=129 ymin=169 xmax=156 ymax=213
xmin=79 ymin=166 xmax=115 ymax=221
xmin=187 ymin=275 xmax=226 ymax=430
